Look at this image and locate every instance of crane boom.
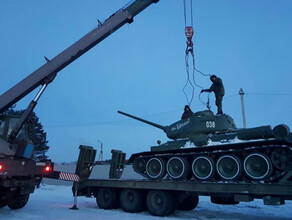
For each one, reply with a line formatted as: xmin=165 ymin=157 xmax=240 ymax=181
xmin=0 ymin=1 xmax=160 ymax=208
xmin=0 ymin=0 xmax=159 ymax=113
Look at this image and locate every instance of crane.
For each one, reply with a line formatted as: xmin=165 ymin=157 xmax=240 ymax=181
xmin=0 ymin=0 xmax=159 ymax=210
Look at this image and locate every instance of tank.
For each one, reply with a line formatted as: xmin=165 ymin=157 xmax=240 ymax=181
xmin=118 ymin=110 xmax=292 ymax=183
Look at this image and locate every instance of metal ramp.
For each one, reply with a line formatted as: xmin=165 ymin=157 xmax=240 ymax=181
xmin=109 ymin=150 xmax=126 ymax=179
xmin=75 ymin=145 xmax=96 ymax=182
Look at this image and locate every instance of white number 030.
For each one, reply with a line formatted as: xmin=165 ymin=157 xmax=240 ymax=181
xmin=206 ymin=121 xmax=215 ymax=128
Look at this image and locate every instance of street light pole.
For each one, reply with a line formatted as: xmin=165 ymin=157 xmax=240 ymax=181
xmin=239 ymin=88 xmax=247 ymax=128
xmin=97 ymin=140 xmax=103 ymax=162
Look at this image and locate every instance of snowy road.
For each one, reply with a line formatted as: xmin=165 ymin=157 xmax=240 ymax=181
xmin=0 ymin=185 xmax=291 ymax=220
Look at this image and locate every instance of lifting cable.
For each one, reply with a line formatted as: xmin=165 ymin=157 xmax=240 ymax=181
xmin=199 ymin=92 xmax=211 ymax=110
xmin=183 ymin=50 xmax=195 ymax=106
xmin=183 ymin=0 xmax=195 ymax=106
xmin=183 ymin=0 xmax=210 ymax=108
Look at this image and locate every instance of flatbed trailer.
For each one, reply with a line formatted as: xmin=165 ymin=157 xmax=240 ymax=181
xmin=74 ymin=146 xmax=292 ymax=216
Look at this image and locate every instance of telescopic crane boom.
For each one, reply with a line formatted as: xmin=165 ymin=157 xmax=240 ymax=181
xmin=0 ymin=0 xmax=160 ymax=210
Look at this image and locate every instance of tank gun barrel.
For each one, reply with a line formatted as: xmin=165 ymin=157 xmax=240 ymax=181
xmin=117 ymin=111 xmax=166 ymax=131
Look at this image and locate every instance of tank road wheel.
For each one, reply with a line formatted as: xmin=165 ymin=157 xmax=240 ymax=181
xmin=120 ymin=189 xmax=144 ymax=213
xmin=244 ymin=153 xmax=273 ymax=180
xmin=271 ymin=148 xmax=292 ymax=170
xmin=166 ymin=157 xmax=189 ymax=180
xmin=192 ymin=156 xmax=215 ymax=180
xmin=133 ymin=158 xmax=146 ymax=173
xmin=7 ymin=194 xmax=29 ymax=210
xmin=146 ymin=190 xmax=176 ymax=216
xmin=146 ymin=158 xmax=166 ymax=179
xmin=96 ymin=188 xmax=119 ymax=209
xmin=216 ymin=155 xmax=242 ymax=181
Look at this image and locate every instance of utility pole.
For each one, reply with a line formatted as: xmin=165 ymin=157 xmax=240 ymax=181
xmin=239 ymin=88 xmax=247 ymax=128
xmin=97 ymin=140 xmax=103 ymax=162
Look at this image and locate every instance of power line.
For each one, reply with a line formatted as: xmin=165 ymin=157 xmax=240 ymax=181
xmin=246 ymin=93 xmax=292 ymax=96
xmin=44 ymin=105 xmax=204 ymax=128
xmin=224 ymin=94 xmax=239 ymax=99
xmin=44 ymin=119 xmax=127 ymax=128
xmin=44 ymin=95 xmax=239 ymax=128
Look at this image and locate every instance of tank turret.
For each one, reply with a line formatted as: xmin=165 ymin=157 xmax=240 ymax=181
xmin=118 ymin=110 xmax=236 ymax=141
xmin=118 ymin=110 xmax=292 ymax=149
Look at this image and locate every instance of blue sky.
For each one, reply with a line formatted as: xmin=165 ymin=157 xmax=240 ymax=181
xmin=0 ymin=0 xmax=292 ymax=162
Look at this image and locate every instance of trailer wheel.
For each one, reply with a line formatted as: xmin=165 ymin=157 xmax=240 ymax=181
xmin=7 ymin=194 xmax=29 ymax=210
xmin=177 ymin=192 xmax=199 ymax=210
xmin=120 ymin=189 xmax=144 ymax=213
xmin=0 ymin=199 xmax=7 ymax=208
xmin=211 ymin=196 xmax=239 ymax=205
xmin=96 ymin=188 xmax=119 ymax=209
xmin=146 ymin=190 xmax=176 ymax=216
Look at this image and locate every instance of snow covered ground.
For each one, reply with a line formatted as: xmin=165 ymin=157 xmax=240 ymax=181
xmin=0 ymin=185 xmax=291 ymax=220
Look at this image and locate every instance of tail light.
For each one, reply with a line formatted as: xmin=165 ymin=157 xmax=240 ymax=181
xmin=44 ymin=165 xmax=52 ymax=172
xmin=0 ymin=164 xmax=4 ymax=171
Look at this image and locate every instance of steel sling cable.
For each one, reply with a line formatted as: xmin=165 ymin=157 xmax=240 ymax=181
xmin=183 ymin=50 xmax=195 ymax=106
xmin=183 ymin=0 xmax=211 ymax=109
xmin=190 ymin=49 xmax=203 ymax=89
xmin=190 ymin=49 xmax=211 ymax=109
xmin=190 ymin=0 xmax=210 ymax=78
xmin=183 ymin=0 xmax=196 ymax=106
xmin=199 ymin=91 xmax=211 ymax=110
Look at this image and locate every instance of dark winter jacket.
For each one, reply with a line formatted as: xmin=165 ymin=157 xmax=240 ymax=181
xmin=181 ymin=110 xmax=193 ymax=120
xmin=205 ymin=77 xmax=225 ymax=97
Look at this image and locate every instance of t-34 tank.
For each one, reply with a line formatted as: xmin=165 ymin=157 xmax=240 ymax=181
xmin=118 ymin=110 xmax=292 ymax=183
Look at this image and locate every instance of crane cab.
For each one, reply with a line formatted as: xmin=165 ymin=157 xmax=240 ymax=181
xmin=0 ymin=115 xmax=26 ymax=140
xmin=0 ymin=115 xmax=34 ymax=158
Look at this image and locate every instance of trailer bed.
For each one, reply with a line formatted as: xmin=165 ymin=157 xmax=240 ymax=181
xmin=78 ymin=179 xmax=292 ymax=196
xmin=74 ymin=146 xmax=292 ymax=216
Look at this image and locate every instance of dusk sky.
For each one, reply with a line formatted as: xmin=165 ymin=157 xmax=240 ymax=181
xmin=0 ymin=0 xmax=291 ymax=162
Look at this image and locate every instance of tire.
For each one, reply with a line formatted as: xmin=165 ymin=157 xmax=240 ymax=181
xmin=96 ymin=188 xmax=119 ymax=209
xmin=177 ymin=192 xmax=199 ymax=210
xmin=211 ymin=196 xmax=239 ymax=205
xmin=146 ymin=190 xmax=177 ymax=216
xmin=120 ymin=189 xmax=144 ymax=213
xmin=7 ymin=194 xmax=29 ymax=210
xmin=0 ymin=199 xmax=7 ymax=208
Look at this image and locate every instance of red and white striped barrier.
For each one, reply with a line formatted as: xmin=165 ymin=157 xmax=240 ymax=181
xmin=58 ymin=172 xmax=80 ymax=182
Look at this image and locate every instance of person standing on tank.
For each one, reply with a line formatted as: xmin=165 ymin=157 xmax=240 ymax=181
xmin=201 ymin=75 xmax=225 ymax=115
xmin=181 ymin=105 xmax=194 ymax=120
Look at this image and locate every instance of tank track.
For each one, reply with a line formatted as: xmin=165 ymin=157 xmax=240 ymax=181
xmin=130 ymin=139 xmax=292 ymax=183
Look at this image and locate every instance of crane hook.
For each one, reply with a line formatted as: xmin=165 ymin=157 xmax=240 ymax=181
xmin=185 ymin=26 xmax=194 ymax=48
